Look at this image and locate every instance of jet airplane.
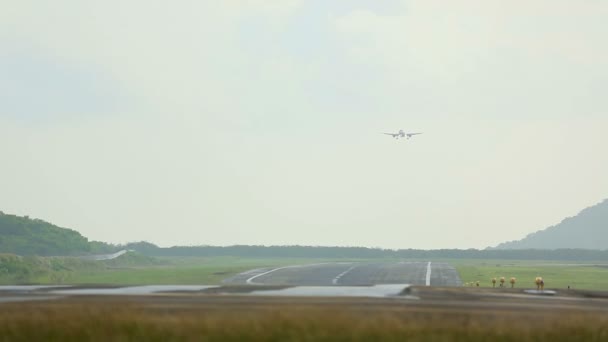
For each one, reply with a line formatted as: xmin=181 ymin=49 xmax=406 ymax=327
xmin=383 ymin=130 xmax=422 ymax=139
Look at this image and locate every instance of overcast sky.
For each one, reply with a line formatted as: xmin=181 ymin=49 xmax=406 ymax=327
xmin=1 ymin=0 xmax=607 ymax=249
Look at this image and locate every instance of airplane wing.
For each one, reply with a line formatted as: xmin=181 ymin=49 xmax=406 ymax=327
xmin=382 ymin=133 xmax=397 ymax=136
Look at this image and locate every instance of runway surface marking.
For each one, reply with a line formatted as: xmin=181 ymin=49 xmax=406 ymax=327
xmin=235 ymin=261 xmax=461 ymax=286
xmin=332 ymin=265 xmax=358 ymax=285
xmin=246 ymin=263 xmax=341 ymax=285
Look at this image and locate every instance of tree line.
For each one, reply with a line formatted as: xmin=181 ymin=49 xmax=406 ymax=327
xmin=2 ymin=211 xmax=606 ymax=261
xmin=125 ymin=242 xmax=608 ymax=261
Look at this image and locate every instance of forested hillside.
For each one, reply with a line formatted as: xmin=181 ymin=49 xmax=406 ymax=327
xmin=0 ymin=211 xmax=115 ymax=256
xmin=495 ymin=199 xmax=608 ymax=250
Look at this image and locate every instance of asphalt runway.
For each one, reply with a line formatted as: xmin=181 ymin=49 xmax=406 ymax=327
xmin=227 ymin=261 xmax=462 ymax=287
xmin=0 ymin=262 xmax=460 ymax=303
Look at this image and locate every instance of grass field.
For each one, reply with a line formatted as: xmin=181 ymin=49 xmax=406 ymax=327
xmin=451 ymin=259 xmax=608 ymax=290
xmin=0 ymin=254 xmax=362 ymax=285
xmin=3 ymin=254 xmax=608 ymax=290
xmin=64 ymin=256 xmax=345 ymax=285
xmin=67 ymin=260 xmax=608 ymax=290
xmin=1 ymin=294 xmax=607 ymax=341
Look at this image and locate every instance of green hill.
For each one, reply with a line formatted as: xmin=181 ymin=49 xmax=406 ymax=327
xmin=0 ymin=211 xmax=114 ymax=256
xmin=494 ymin=199 xmax=608 ymax=250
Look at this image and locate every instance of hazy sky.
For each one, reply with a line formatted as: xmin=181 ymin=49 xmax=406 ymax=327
xmin=1 ymin=0 xmax=607 ymax=249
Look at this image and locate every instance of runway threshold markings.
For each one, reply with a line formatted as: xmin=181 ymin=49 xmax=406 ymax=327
xmin=332 ymin=265 xmax=358 ymax=285
xmin=425 ymin=262 xmax=432 ymax=286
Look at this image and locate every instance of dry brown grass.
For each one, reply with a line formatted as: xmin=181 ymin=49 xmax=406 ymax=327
xmin=1 ymin=295 xmax=607 ymax=341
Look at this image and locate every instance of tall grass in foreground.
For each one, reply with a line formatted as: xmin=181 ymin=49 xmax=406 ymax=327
xmin=1 ymin=301 xmax=606 ymax=341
